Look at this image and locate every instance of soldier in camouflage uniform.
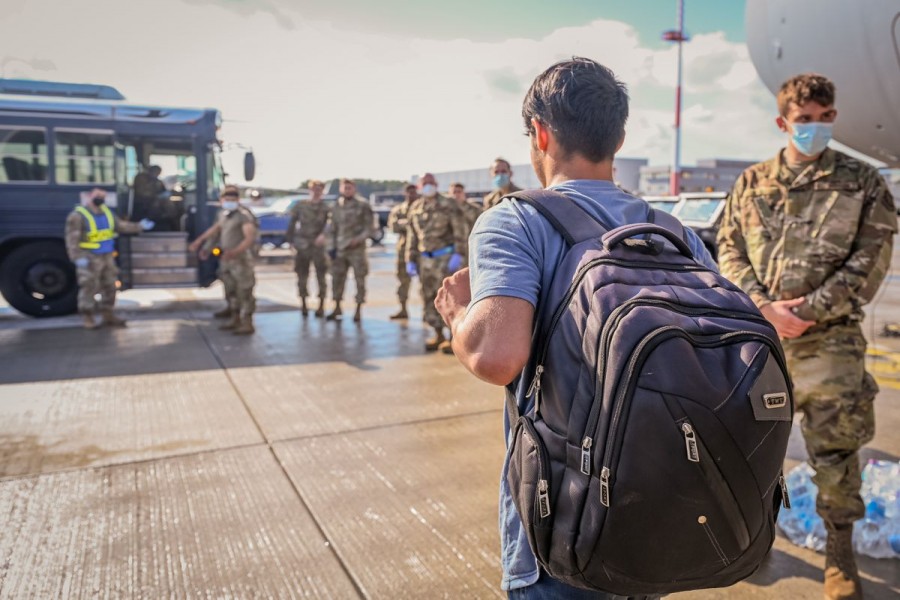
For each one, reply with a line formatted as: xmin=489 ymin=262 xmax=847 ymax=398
xmin=189 ymin=185 xmax=259 ymax=335
xmin=327 ymin=179 xmax=374 ymax=323
xmin=387 ymin=183 xmax=418 ymax=320
xmin=482 ymin=157 xmax=520 ymax=210
xmin=449 ymin=182 xmax=483 ymax=264
xmin=65 ymin=188 xmax=153 ymax=329
xmin=286 ymin=180 xmax=330 ymax=318
xmin=717 ymin=74 xmax=897 ymax=600
xmin=406 ymin=173 xmax=467 ymax=352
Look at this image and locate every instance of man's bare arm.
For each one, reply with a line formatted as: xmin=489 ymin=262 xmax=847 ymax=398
xmin=436 ymin=269 xmax=533 ymax=385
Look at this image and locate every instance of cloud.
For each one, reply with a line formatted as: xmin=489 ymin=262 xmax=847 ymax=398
xmin=0 ymin=1 xmax=785 ymax=188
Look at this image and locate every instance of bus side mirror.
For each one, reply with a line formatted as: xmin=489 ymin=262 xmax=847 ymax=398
xmin=244 ymin=151 xmax=256 ymax=182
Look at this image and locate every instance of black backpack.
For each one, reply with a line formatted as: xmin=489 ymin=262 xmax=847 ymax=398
xmin=504 ymin=190 xmax=793 ymax=596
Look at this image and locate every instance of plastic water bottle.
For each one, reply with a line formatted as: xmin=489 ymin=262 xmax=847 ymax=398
xmin=854 ymin=460 xmax=900 ymax=559
xmin=778 ymin=460 xmax=900 ymax=559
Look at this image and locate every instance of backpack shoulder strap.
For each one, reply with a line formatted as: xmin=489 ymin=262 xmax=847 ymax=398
xmin=506 ymin=189 xmax=607 ymax=246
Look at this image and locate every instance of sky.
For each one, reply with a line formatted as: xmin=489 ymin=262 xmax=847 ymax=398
xmin=0 ymin=0 xmax=788 ymax=189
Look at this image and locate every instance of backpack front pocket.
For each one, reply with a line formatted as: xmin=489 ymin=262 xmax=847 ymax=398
xmin=507 ymin=416 xmax=553 ymax=565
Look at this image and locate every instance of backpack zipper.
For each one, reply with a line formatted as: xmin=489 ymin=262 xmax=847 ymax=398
xmin=527 ymin=258 xmax=712 ymax=398
xmin=580 ymin=299 xmax=774 ymax=476
xmin=598 ymin=329 xmax=786 ymax=507
xmin=521 ymin=418 xmax=552 ymax=520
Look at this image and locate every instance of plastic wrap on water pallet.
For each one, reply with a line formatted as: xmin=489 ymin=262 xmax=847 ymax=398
xmin=777 ymin=460 xmax=900 ymax=559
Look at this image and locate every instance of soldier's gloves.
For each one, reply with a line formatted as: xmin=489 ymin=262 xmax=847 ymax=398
xmin=406 ymin=261 xmax=418 ymax=277
xmin=448 ymin=253 xmax=463 ymax=273
xmin=328 ymin=249 xmax=337 ymax=260
xmin=139 ymin=219 xmax=156 ymax=231
xmin=74 ymin=257 xmax=90 ymax=269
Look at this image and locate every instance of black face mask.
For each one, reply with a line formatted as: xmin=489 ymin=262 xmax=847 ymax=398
xmin=91 ymin=196 xmax=106 ymax=206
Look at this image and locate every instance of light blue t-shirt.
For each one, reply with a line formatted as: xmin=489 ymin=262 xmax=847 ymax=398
xmin=467 ymin=180 xmax=717 ymax=591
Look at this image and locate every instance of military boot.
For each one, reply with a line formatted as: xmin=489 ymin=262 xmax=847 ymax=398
xmin=219 ymin=315 xmax=240 ymax=330
xmin=232 ymin=315 xmax=255 ymax=335
xmin=824 ymin=524 xmax=863 ymax=600
xmin=353 ymin=304 xmax=362 ymax=323
xmin=82 ymin=311 xmax=98 ymax=330
xmin=300 ymin=297 xmax=309 ymax=318
xmin=315 ymin=299 xmax=325 ymax=318
xmin=101 ymin=310 xmax=127 ymax=327
xmin=425 ymin=329 xmax=446 ymax=352
xmin=326 ymin=303 xmax=343 ymax=321
xmin=213 ymin=306 xmax=233 ymax=319
xmin=389 ymin=303 xmax=408 ymax=320
xmin=440 ymin=339 xmax=454 ymax=355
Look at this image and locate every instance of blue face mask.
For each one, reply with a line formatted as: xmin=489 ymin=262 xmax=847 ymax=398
xmin=790 ymin=122 xmax=833 ymax=156
xmin=493 ymin=173 xmax=510 ymax=189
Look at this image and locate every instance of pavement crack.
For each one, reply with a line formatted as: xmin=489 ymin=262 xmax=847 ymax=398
xmin=192 ymin=315 xmax=368 ymax=599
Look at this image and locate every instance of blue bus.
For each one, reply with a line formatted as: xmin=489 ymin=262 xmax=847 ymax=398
xmin=0 ymin=79 xmax=254 ymax=317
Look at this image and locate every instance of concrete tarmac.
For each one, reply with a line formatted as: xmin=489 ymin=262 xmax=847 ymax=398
xmin=0 ymin=240 xmax=897 ymax=598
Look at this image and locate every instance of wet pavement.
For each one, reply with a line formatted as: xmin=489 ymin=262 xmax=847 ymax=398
xmin=0 ymin=240 xmax=898 ymax=598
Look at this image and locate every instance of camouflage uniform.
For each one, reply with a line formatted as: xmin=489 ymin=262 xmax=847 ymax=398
xmin=208 ymin=206 xmax=258 ymax=319
xmin=329 ymin=196 xmax=373 ymax=304
xmin=65 ymin=205 xmax=141 ymax=314
xmin=483 ymin=183 xmax=521 ymax=210
xmin=286 ymin=199 xmax=330 ymax=301
xmin=717 ymin=148 xmax=897 ymax=526
xmin=388 ymin=200 xmax=414 ymax=304
xmin=406 ymin=195 xmax=468 ymax=330
xmin=456 ymin=199 xmax=483 ymax=268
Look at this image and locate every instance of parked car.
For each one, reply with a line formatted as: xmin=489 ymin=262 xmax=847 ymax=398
xmin=643 ymin=195 xmax=680 ymax=214
xmin=251 ymin=194 xmax=385 ymax=247
xmin=251 ymin=195 xmax=306 ymax=247
xmin=672 ymin=192 xmax=728 ymax=261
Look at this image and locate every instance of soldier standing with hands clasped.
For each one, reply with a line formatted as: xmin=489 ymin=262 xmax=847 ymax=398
xmin=65 ymin=187 xmax=154 ymax=329
xmin=287 ymin=180 xmax=330 ymax=318
xmin=327 ymin=178 xmax=373 ymax=323
xmin=406 ymin=172 xmax=467 ymax=352
xmin=717 ymin=73 xmax=897 ymax=600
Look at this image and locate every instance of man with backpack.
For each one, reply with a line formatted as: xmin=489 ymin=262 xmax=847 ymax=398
xmin=435 ymin=58 xmax=768 ymax=599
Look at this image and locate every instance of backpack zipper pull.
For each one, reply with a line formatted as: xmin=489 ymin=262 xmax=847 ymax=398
xmin=580 ymin=437 xmax=592 ymax=475
xmin=526 ymin=365 xmax=544 ymax=399
xmin=682 ymin=422 xmax=700 ymax=463
xmin=600 ymin=467 xmax=611 ymax=507
xmin=779 ymin=473 xmax=791 ymax=509
xmin=538 ymin=479 xmax=551 ymax=518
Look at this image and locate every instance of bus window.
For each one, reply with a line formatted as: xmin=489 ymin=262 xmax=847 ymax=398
xmin=0 ymin=127 xmax=49 ymax=183
xmin=54 ymin=130 xmax=115 ymax=184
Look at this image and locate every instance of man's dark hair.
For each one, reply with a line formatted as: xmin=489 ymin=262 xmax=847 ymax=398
xmin=777 ymin=73 xmax=835 ymax=116
xmin=522 ymin=57 xmax=629 ymax=162
xmin=492 ymin=157 xmax=511 ymax=170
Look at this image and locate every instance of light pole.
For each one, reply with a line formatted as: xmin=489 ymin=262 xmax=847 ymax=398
xmin=663 ymin=0 xmax=689 ymax=195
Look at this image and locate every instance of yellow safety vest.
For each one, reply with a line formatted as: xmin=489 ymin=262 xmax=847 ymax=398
xmin=75 ymin=205 xmax=117 ymax=249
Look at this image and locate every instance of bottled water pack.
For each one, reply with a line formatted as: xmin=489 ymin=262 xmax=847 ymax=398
xmin=777 ymin=460 xmax=900 ymax=559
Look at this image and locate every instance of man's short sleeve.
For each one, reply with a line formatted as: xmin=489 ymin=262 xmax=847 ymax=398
xmin=468 ymin=203 xmax=544 ymax=308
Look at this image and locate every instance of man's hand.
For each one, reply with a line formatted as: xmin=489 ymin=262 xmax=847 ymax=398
xmin=199 ymin=249 xmax=210 ymax=260
xmin=406 ymin=261 xmax=418 ymax=277
xmin=314 ymin=233 xmax=326 ymax=247
xmin=74 ymin=257 xmax=90 ymax=269
xmin=188 ymin=240 xmax=201 ymax=253
xmin=435 ymin=268 xmax=471 ymax=330
xmin=760 ymin=298 xmax=816 ymax=339
xmin=139 ymin=218 xmax=155 ymax=231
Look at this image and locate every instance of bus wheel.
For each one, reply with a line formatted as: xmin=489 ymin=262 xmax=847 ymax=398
xmin=0 ymin=242 xmax=78 ymax=317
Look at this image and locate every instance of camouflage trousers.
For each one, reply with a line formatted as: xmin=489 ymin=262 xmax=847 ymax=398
xmin=395 ymin=255 xmax=411 ymax=304
xmin=332 ymin=249 xmax=368 ymax=304
xmin=419 ymin=254 xmax=450 ymax=330
xmin=782 ymin=322 xmax=877 ymax=526
xmin=294 ymin=245 xmax=327 ymax=300
xmin=218 ymin=254 xmax=256 ymax=317
xmin=76 ymin=252 xmax=118 ymax=313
